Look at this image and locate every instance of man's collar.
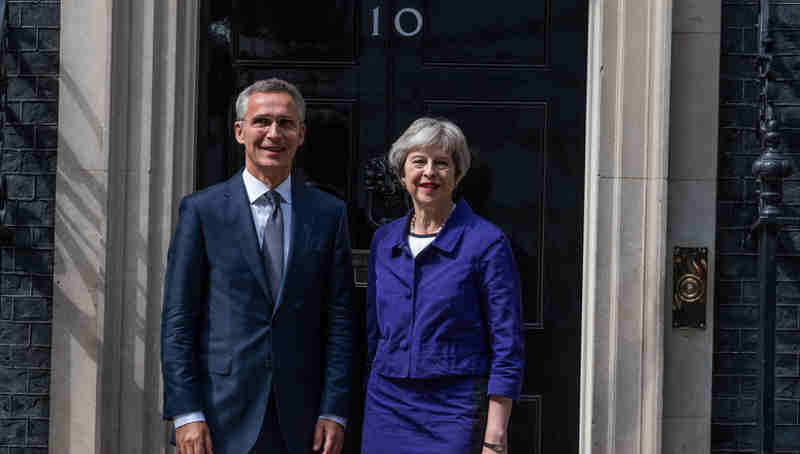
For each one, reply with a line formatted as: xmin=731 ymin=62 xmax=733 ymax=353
xmin=242 ymin=168 xmax=292 ymax=205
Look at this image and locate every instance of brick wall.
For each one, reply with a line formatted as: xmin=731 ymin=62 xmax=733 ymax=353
xmin=0 ymin=1 xmax=58 ymax=451
xmin=714 ymin=1 xmax=800 ymax=451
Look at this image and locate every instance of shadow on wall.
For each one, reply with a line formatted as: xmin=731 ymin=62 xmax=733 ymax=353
xmin=51 ymin=66 xmax=104 ymax=454
xmin=52 ymin=65 xmax=164 ymax=453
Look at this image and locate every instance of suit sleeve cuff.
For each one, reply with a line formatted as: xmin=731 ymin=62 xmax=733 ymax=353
xmin=487 ymin=379 xmax=522 ymax=402
xmin=318 ymin=414 xmax=347 ymax=428
xmin=174 ymin=411 xmax=205 ymax=429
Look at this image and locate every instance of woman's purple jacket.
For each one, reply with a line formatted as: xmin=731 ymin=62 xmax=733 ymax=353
xmin=366 ymin=198 xmax=525 ymax=400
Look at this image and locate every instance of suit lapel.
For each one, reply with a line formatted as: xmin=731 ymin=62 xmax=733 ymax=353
xmin=273 ymin=178 xmax=313 ymax=319
xmin=226 ymin=172 xmax=274 ymax=305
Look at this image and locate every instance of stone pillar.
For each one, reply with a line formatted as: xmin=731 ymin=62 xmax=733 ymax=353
xmin=662 ymin=1 xmax=720 ymax=453
xmin=51 ymin=0 xmax=198 ymax=452
xmin=580 ymin=0 xmax=672 ymax=453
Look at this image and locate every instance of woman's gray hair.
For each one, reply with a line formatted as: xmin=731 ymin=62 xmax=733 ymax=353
xmin=235 ymin=78 xmax=306 ymax=122
xmin=388 ymin=117 xmax=471 ymax=181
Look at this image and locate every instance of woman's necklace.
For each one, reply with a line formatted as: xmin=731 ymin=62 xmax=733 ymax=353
xmin=410 ymin=203 xmax=455 ymax=235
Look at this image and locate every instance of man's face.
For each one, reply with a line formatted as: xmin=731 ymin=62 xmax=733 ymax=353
xmin=235 ymin=91 xmax=305 ymax=180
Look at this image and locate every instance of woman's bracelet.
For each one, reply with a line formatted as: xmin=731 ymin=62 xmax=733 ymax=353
xmin=483 ymin=441 xmax=505 ymax=453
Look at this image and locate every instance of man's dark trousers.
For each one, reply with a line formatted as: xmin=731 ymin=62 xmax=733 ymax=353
xmin=250 ymin=392 xmax=288 ymax=454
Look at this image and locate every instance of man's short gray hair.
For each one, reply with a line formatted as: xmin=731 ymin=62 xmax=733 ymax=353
xmin=388 ymin=117 xmax=471 ymax=181
xmin=235 ymin=78 xmax=306 ymax=122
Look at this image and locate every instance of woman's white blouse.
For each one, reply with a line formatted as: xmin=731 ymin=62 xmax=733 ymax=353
xmin=408 ymin=233 xmax=436 ymax=257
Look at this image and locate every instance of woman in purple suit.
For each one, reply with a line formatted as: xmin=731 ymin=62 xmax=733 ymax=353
xmin=362 ymin=118 xmax=524 ymax=454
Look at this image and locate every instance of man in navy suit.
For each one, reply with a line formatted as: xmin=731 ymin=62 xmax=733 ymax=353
xmin=161 ymin=78 xmax=354 ymax=454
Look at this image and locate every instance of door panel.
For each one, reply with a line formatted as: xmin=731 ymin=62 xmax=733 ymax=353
xmin=235 ymin=2 xmax=358 ymax=61
xmin=420 ymin=2 xmax=548 ymax=66
xmin=197 ymin=2 xmax=587 ymax=452
xmin=426 ymin=102 xmax=546 ymax=326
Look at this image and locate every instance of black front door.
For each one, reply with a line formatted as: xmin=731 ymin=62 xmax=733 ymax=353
xmin=197 ymin=2 xmax=587 ymax=452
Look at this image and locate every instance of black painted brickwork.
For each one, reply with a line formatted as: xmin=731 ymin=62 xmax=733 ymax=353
xmin=0 ymin=1 xmax=58 ymax=451
xmin=714 ymin=1 xmax=800 ymax=452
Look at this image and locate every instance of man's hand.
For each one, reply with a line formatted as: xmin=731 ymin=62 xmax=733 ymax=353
xmin=176 ymin=421 xmax=213 ymax=454
xmin=312 ymin=418 xmax=344 ymax=454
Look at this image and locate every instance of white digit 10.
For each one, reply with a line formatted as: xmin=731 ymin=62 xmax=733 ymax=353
xmin=372 ymin=6 xmax=381 ymax=36
xmin=372 ymin=6 xmax=423 ymax=37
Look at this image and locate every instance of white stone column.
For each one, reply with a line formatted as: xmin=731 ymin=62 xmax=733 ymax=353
xmin=51 ymin=1 xmax=111 ymax=451
xmin=51 ymin=0 xmax=198 ymax=452
xmin=581 ymin=0 xmax=672 ymax=453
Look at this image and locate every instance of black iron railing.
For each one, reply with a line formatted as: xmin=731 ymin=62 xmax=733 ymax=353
xmin=750 ymin=0 xmax=793 ymax=451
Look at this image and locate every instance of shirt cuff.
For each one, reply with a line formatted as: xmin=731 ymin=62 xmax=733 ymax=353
xmin=174 ymin=411 xmax=205 ymax=429
xmin=318 ymin=414 xmax=347 ymax=428
xmin=176 ymin=412 xmax=344 ymax=429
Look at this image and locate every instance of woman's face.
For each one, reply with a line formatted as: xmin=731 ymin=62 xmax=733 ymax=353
xmin=401 ymin=146 xmax=460 ymax=208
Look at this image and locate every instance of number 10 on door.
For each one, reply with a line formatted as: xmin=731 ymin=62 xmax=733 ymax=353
xmin=372 ymin=6 xmax=423 ymax=37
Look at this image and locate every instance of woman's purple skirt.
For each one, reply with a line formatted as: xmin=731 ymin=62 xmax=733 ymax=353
xmin=361 ymin=371 xmax=489 ymax=454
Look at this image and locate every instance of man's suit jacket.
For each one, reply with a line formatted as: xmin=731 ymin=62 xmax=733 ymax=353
xmin=161 ymin=170 xmax=354 ymax=454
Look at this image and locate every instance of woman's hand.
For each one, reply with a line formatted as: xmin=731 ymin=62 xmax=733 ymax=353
xmin=482 ymin=441 xmax=507 ymax=454
xmin=482 ymin=431 xmax=507 ymax=454
xmin=483 ymin=394 xmax=512 ymax=453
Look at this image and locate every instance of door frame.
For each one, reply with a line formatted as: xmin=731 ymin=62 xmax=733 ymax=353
xmin=50 ymin=0 xmax=672 ymax=453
